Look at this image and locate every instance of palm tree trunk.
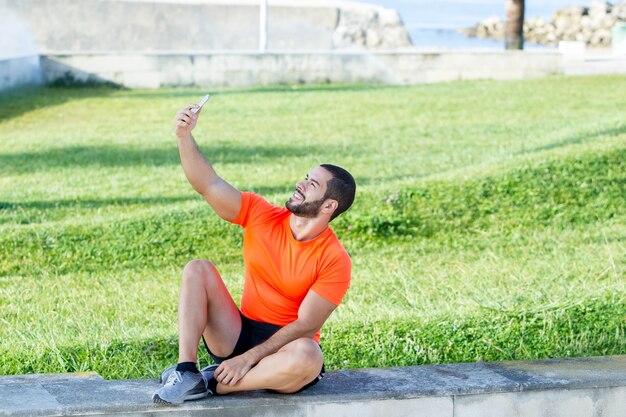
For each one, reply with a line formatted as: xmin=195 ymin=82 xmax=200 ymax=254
xmin=505 ymin=0 xmax=525 ymax=49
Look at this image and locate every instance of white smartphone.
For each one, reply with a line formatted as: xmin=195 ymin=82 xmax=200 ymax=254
xmin=191 ymin=94 xmax=210 ymax=114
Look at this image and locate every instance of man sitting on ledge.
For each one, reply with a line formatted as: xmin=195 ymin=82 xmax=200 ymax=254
xmin=152 ymin=102 xmax=356 ymax=404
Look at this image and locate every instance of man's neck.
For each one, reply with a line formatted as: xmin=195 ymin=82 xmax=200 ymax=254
xmin=289 ymin=214 xmax=329 ymax=242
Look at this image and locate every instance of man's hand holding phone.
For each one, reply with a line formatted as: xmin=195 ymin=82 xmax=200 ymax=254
xmin=191 ymin=94 xmax=210 ymax=114
xmin=174 ymin=94 xmax=210 ymax=139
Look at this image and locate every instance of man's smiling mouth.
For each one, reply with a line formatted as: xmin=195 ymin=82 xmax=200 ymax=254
xmin=292 ymin=190 xmax=305 ymax=201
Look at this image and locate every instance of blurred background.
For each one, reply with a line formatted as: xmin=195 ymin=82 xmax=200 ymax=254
xmin=360 ymin=0 xmax=602 ymax=48
xmin=1 ymin=0 xmax=625 ymax=92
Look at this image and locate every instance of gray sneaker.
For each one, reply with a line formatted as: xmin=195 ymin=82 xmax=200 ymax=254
xmin=159 ymin=364 xmax=219 ymax=387
xmin=159 ymin=364 xmax=176 ymax=385
xmin=152 ymin=370 xmax=208 ymax=404
xmin=200 ymin=364 xmax=219 ymax=386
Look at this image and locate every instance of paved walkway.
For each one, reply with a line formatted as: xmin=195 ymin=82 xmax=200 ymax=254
xmin=563 ymin=51 xmax=626 ymax=75
xmin=1 ymin=355 xmax=625 ymax=417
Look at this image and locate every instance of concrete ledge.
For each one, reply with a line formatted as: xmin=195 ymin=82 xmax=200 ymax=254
xmin=1 ymin=355 xmax=625 ymax=417
xmin=40 ymin=50 xmax=563 ymax=88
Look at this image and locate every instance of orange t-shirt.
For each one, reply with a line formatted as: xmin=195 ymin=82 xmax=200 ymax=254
xmin=232 ymin=192 xmax=351 ymax=343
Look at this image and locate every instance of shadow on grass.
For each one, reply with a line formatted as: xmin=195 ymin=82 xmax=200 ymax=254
xmin=0 ymin=196 xmax=195 ymax=211
xmin=0 ymin=83 xmax=393 ymax=124
xmin=0 ymin=86 xmax=119 ymax=123
xmin=126 ymin=83 xmax=400 ymax=100
xmin=0 ymin=143 xmax=348 ymax=175
xmin=0 ymin=185 xmax=297 ymax=213
xmin=356 ymin=125 xmax=626 ymax=190
xmin=518 ymin=125 xmax=626 ymax=155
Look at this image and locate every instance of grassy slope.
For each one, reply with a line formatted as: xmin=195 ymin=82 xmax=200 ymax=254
xmin=0 ymin=76 xmax=624 ymax=379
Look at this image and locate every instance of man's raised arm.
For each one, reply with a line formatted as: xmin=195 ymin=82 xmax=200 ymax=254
xmin=174 ymin=104 xmax=242 ymax=222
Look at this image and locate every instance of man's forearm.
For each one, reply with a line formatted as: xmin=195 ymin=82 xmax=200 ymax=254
xmin=243 ymin=320 xmax=317 ymax=365
xmin=214 ymin=292 xmax=336 ymax=386
xmin=177 ymin=134 xmax=218 ymax=194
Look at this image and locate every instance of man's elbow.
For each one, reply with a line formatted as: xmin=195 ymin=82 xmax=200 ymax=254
xmin=295 ymin=318 xmax=322 ymax=337
xmin=196 ymin=179 xmax=220 ymax=199
xmin=195 ymin=185 xmax=210 ymax=199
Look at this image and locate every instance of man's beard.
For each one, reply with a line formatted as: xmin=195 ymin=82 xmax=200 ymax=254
xmin=285 ymin=195 xmax=325 ymax=218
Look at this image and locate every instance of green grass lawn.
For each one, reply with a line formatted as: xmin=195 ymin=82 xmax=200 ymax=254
xmin=0 ymin=76 xmax=624 ymax=379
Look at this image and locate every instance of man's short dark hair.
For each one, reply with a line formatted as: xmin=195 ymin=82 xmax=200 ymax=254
xmin=320 ymin=164 xmax=356 ymax=221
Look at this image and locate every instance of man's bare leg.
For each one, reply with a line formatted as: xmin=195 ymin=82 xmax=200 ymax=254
xmin=177 ymin=261 xmax=322 ymax=395
xmin=154 ymin=260 xmax=242 ymax=404
xmin=216 ymin=338 xmax=324 ymax=394
xmin=178 ymin=260 xmax=241 ymax=363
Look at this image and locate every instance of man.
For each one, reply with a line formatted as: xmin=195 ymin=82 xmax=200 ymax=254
xmin=152 ymin=102 xmax=356 ymax=404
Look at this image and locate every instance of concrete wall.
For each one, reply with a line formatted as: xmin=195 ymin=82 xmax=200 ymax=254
xmin=0 ymin=0 xmax=570 ymax=91
xmin=41 ymin=50 xmax=564 ymax=88
xmin=0 ymin=0 xmax=410 ymax=53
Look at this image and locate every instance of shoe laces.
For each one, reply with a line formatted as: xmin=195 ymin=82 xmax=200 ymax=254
xmin=166 ymin=370 xmax=183 ymax=386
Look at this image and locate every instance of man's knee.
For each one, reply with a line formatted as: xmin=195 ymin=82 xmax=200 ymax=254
xmin=270 ymin=339 xmax=323 ymax=394
xmin=283 ymin=338 xmax=323 ymax=375
xmin=181 ymin=259 xmax=218 ymax=287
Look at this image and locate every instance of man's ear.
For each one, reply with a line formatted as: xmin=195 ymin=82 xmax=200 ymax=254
xmin=322 ymin=199 xmax=338 ymax=216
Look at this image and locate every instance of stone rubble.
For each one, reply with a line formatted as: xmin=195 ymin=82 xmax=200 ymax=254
xmin=333 ymin=5 xmax=413 ymax=49
xmin=461 ymin=1 xmax=626 ymax=47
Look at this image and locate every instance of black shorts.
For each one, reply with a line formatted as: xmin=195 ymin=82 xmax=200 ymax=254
xmin=201 ymin=312 xmax=325 ymax=392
